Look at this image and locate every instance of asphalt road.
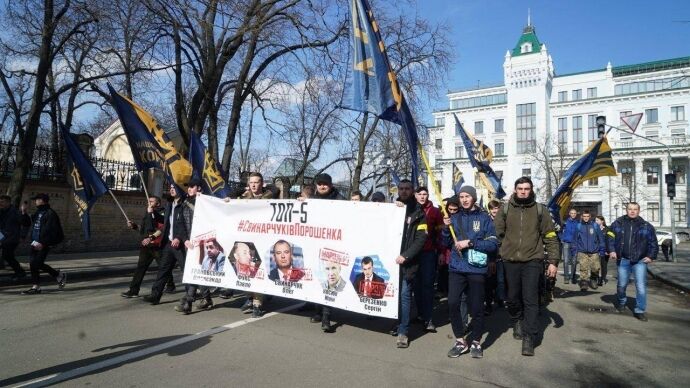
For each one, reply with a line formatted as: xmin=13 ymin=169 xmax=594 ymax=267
xmin=1 ymin=268 xmax=689 ymax=388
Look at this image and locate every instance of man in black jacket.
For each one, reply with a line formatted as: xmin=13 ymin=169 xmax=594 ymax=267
xmin=0 ymin=195 xmax=30 ymax=280
xmin=21 ymin=193 xmax=65 ymax=295
xmin=121 ymin=195 xmax=174 ymax=298
xmin=144 ymin=181 xmax=196 ymax=305
xmin=392 ymin=179 xmax=427 ymax=348
xmin=309 ymin=173 xmax=345 ymax=332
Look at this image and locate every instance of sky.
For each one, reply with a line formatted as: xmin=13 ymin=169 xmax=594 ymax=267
xmin=414 ymin=0 xmax=690 ymax=118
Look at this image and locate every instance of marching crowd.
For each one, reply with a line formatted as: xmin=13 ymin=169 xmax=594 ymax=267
xmin=0 ymin=173 xmax=659 ymax=358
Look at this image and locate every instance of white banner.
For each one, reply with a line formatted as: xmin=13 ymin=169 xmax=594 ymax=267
xmin=183 ymin=194 xmax=405 ymax=318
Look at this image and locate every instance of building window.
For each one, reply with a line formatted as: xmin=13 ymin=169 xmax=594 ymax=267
xmin=620 ymin=165 xmax=634 ymax=186
xmin=673 ymin=163 xmax=686 ymax=184
xmin=619 ymin=111 xmax=632 ymax=139
xmin=522 ymin=168 xmax=531 ymax=177
xmin=521 ymin=42 xmax=532 ymax=53
xmin=451 ymin=93 xmax=507 ymax=109
xmin=588 ymin=177 xmax=599 ymax=186
xmin=573 ymin=116 xmax=583 ymax=153
xmin=674 ymin=202 xmax=687 ymax=223
xmin=494 ymin=119 xmax=504 ymax=133
xmin=572 ymin=89 xmax=582 ymax=101
xmin=646 ymin=202 xmax=659 ymax=222
xmin=495 ymin=142 xmax=504 ymax=156
xmin=615 ymin=76 xmax=690 ymax=96
xmin=435 ymin=116 xmax=446 ymax=126
xmin=587 ymin=87 xmax=597 ymax=99
xmin=671 ymin=106 xmax=685 ymax=121
xmin=558 ymin=91 xmax=567 ymax=102
xmin=435 ymin=180 xmax=442 ymax=193
xmin=474 ymin=121 xmax=484 ymax=135
xmin=455 ymin=145 xmax=464 ymax=159
xmin=516 ymin=103 xmax=536 ymax=154
xmin=646 ymin=165 xmax=659 ymax=185
xmin=645 ymin=108 xmax=658 ymax=124
xmin=435 ymin=138 xmax=443 ymax=151
xmin=588 ymin=114 xmax=599 ymax=143
xmin=558 ymin=117 xmax=568 ymax=151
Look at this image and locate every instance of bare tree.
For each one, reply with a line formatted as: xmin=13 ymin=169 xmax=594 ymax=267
xmin=529 ymin=136 xmax=576 ymax=202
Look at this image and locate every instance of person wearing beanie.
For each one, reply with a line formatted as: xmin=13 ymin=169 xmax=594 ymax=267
xmin=441 ymin=185 xmax=497 ymax=359
xmin=413 ymin=186 xmax=443 ymax=333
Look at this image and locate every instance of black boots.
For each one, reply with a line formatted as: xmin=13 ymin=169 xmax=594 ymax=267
xmin=522 ymin=336 xmax=535 ymax=356
xmin=513 ymin=320 xmax=523 ymax=340
xmin=321 ymin=314 xmax=333 ymax=333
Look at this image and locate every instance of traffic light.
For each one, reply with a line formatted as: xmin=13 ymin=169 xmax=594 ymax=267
xmin=665 ymin=173 xmax=676 ymax=198
xmin=596 ymin=116 xmax=606 ymax=138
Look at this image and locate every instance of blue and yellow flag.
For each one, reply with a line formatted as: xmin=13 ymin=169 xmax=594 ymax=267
xmin=344 ymin=0 xmax=419 ymax=182
xmin=189 ymin=131 xmax=230 ymax=198
xmin=547 ymin=136 xmax=617 ymax=225
xmin=452 ymin=163 xmax=465 ymax=195
xmin=107 ymin=84 xmax=192 ymax=189
xmin=61 ymin=125 xmax=109 ymax=240
xmin=453 ymin=114 xmax=506 ymax=199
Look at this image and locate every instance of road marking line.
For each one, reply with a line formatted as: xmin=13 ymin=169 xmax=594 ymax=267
xmin=12 ymin=303 xmax=304 ymax=388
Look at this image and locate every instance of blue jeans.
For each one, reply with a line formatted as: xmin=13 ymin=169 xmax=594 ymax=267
xmin=562 ymin=242 xmax=575 ymax=279
xmin=414 ymin=251 xmax=437 ymax=323
xmin=398 ymin=275 xmax=415 ymax=336
xmin=617 ymin=258 xmax=647 ymax=313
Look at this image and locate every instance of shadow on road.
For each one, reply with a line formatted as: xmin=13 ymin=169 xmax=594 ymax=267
xmin=0 ymin=334 xmax=213 ymax=387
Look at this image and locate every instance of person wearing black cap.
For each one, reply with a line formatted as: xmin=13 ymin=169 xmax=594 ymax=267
xmin=370 ymin=191 xmax=386 ymax=203
xmin=309 ymin=172 xmax=344 ymax=332
xmin=21 ymin=193 xmax=66 ymax=295
xmin=143 ymin=180 xmax=198 ymax=307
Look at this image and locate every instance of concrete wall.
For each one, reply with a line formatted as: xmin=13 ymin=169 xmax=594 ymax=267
xmin=1 ymin=179 xmax=147 ymax=254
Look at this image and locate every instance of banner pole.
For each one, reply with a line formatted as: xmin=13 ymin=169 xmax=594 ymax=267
xmin=108 ymin=190 xmax=130 ymax=223
xmin=139 ymin=171 xmax=150 ymax=201
xmin=417 ymin=141 xmax=457 ymax=242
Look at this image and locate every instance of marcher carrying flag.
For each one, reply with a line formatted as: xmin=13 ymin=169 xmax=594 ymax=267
xmin=107 ymin=84 xmax=192 ymax=191
xmin=189 ymin=131 xmax=230 ymax=198
xmin=453 ymin=114 xmax=506 ymax=199
xmin=342 ymin=0 xmax=419 ymax=183
xmin=61 ymin=124 xmax=126 ymax=239
xmin=547 ymin=136 xmax=617 ymax=226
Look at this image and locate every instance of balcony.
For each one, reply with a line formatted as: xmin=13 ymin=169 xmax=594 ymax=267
xmin=612 ymin=135 xmax=688 ymax=149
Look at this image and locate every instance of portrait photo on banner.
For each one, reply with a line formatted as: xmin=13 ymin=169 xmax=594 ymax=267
xmin=228 ymin=241 xmax=264 ymax=279
xmin=267 ymin=239 xmax=310 ymax=282
xmin=349 ymin=255 xmax=392 ymax=299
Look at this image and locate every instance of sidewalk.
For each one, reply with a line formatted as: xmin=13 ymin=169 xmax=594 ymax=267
xmin=647 ymin=244 xmax=690 ymax=293
xmin=0 ymin=250 xmax=139 ymax=288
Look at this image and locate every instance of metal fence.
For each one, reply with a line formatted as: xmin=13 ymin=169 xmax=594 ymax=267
xmin=0 ymin=141 xmax=143 ymax=191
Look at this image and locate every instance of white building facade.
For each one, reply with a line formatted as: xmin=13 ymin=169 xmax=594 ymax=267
xmin=428 ymin=24 xmax=690 ymax=230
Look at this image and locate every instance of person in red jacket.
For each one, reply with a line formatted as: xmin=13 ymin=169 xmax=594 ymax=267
xmin=414 ymin=186 xmax=443 ymax=332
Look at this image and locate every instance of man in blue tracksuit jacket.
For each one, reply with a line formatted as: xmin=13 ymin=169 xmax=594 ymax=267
xmin=561 ymin=209 xmax=579 ymax=284
xmin=572 ymin=210 xmax=605 ymax=291
xmin=441 ymin=186 xmax=497 ymax=359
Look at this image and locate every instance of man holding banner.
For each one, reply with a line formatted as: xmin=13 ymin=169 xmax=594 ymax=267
xmin=392 ymin=179 xmax=428 ymax=348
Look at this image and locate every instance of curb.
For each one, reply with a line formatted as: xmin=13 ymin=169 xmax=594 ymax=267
xmin=647 ymin=268 xmax=690 ymax=294
xmin=0 ymin=265 xmax=143 ymax=289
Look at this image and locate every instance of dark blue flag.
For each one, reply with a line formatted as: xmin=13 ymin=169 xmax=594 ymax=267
xmin=61 ymin=125 xmax=109 ymax=240
xmin=453 ymin=114 xmax=506 ymax=199
xmin=107 ymin=84 xmax=192 ymax=190
xmin=189 ymin=131 xmax=230 ymax=198
xmin=344 ymin=0 xmax=419 ymax=182
xmin=391 ymin=169 xmax=401 ymax=187
xmin=548 ymin=137 xmax=616 ymax=226
xmin=452 ymin=163 xmax=465 ymax=195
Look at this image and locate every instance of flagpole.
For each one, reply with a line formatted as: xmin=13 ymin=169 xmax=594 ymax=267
xmin=108 ymin=190 xmax=130 ymax=223
xmin=417 ymin=141 xmax=457 ymax=242
xmin=138 ymin=171 xmax=150 ymax=201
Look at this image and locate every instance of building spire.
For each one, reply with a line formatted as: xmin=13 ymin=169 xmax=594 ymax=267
xmin=528 ymin=8 xmax=531 ymax=27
